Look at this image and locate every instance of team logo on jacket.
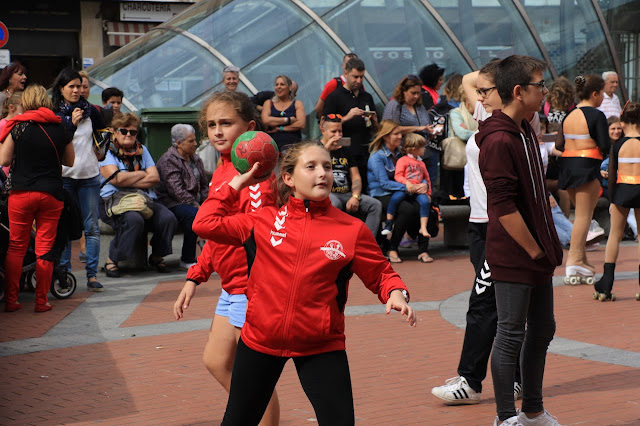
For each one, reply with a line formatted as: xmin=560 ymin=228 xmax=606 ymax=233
xmin=320 ymin=240 xmax=346 ymax=260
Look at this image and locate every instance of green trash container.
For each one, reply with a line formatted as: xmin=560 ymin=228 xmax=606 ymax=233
xmin=139 ymin=107 xmax=202 ymax=162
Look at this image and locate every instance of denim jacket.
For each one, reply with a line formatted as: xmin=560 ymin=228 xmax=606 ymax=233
xmin=367 ymin=145 xmax=407 ymax=197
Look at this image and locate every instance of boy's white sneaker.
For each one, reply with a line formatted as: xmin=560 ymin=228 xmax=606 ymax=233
xmin=430 ymin=375 xmax=481 ymax=405
xmin=494 ymin=415 xmax=523 ymax=426
xmin=517 ymin=410 xmax=564 ymax=426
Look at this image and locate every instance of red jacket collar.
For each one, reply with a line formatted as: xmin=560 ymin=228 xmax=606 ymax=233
xmin=287 ymin=195 xmax=332 ymax=214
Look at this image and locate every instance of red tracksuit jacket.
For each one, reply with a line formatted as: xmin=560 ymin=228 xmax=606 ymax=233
xmin=192 ymin=184 xmax=409 ymax=357
xmin=187 ymin=154 xmax=276 ymax=293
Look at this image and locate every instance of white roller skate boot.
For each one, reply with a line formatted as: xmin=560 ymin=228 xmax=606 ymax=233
xmin=563 ymin=265 xmax=595 ymax=285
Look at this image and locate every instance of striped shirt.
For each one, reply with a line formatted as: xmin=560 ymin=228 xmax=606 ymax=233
xmin=598 ymin=92 xmax=622 ymax=118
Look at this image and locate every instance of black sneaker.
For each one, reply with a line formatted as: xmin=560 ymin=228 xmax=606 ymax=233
xmin=87 ymin=281 xmax=104 ymax=292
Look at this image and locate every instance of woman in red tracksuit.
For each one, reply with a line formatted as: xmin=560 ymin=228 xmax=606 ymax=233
xmin=172 ymin=91 xmax=279 ymax=425
xmin=192 ymin=140 xmax=416 ymax=426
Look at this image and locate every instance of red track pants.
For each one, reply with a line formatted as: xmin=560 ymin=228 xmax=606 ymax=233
xmin=4 ymin=191 xmax=63 ymax=307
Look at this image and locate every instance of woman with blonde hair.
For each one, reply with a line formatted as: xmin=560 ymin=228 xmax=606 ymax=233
xmin=368 ymin=120 xmax=433 ymax=263
xmin=261 ymin=74 xmax=305 ymax=152
xmin=0 ymin=84 xmax=75 ymax=312
xmin=443 ymin=74 xmax=464 ymax=108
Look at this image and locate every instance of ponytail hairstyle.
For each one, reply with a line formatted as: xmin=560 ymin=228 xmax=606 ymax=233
xmin=276 ymin=140 xmax=328 ymax=206
xmin=1 ymin=90 xmax=23 ymax=118
xmin=273 ymin=75 xmax=294 ymax=101
xmin=620 ymin=102 xmax=640 ymax=127
xmin=198 ymin=91 xmax=257 ymax=135
xmin=51 ymin=67 xmax=82 ymax=110
xmin=575 ymin=74 xmax=604 ymax=101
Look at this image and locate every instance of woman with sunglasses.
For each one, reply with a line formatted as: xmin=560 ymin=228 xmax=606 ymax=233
xmin=556 ymin=75 xmax=609 ymax=285
xmin=98 ymin=113 xmax=177 ymax=276
xmin=52 ymin=67 xmax=106 ymax=292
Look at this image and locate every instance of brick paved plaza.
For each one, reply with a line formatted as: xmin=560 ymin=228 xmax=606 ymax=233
xmin=1 ymin=239 xmax=639 ymax=425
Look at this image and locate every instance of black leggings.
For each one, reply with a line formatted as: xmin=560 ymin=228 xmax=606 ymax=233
xmin=222 ymin=338 xmax=355 ymax=426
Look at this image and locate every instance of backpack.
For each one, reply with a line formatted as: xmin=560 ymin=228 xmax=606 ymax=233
xmin=427 ymin=98 xmax=454 ymax=151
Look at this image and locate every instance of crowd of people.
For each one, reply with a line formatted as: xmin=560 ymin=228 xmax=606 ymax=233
xmin=1 ymin=53 xmax=638 ymax=426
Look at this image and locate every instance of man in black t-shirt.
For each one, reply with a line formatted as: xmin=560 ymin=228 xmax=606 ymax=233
xmin=323 ymin=58 xmax=378 ymax=193
xmin=320 ymin=116 xmax=382 ymax=236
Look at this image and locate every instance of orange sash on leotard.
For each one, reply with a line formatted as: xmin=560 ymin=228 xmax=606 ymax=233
xmin=616 ymin=174 xmax=640 ymax=184
xmin=561 ymin=148 xmax=603 ymax=160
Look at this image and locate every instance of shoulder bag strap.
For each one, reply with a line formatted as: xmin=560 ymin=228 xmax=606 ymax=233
xmin=36 ymin=123 xmax=61 ymax=167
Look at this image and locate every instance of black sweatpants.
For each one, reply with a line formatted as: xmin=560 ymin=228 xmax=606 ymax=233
xmin=222 ymin=338 xmax=355 ymax=426
xmin=457 ymin=222 xmax=521 ymax=393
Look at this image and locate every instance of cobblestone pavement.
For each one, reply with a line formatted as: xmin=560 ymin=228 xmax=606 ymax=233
xmin=1 ymin=239 xmax=639 ymax=425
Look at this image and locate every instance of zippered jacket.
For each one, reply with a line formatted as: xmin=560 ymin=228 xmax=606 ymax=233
xmin=186 ymin=154 xmax=276 ymax=293
xmin=192 ymin=184 xmax=408 ymax=357
xmin=477 ymin=110 xmax=562 ymax=285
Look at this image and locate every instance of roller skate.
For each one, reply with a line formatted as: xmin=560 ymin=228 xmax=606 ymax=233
xmin=563 ymin=264 xmax=595 ymax=285
xmin=593 ymin=262 xmax=616 ymax=301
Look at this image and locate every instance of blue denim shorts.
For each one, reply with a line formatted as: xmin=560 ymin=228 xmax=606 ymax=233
xmin=214 ymin=289 xmax=247 ymax=328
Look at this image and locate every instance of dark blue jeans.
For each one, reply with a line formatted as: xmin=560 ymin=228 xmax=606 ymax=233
xmin=169 ymin=203 xmax=198 ymax=263
xmin=60 ymin=176 xmax=100 ymax=279
xmin=491 ymin=279 xmax=556 ymax=421
xmin=388 ymin=191 xmax=430 ymax=218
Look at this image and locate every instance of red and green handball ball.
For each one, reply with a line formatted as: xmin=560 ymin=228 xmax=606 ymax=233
xmin=231 ymin=131 xmax=279 ymax=178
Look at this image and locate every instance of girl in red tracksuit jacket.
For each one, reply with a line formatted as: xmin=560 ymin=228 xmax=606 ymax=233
xmin=172 ymin=91 xmax=279 ymax=425
xmin=192 ymin=140 xmax=416 ymax=426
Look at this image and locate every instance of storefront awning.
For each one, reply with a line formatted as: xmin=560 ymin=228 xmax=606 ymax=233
xmin=106 ymin=21 xmax=156 ymax=47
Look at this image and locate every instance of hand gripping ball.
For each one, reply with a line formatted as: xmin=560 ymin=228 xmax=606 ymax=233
xmin=231 ymin=131 xmax=279 ymax=178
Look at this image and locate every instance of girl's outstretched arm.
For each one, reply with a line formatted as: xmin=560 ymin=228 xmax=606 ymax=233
xmin=386 ymin=289 xmax=417 ymax=327
xmin=173 ymin=281 xmax=197 ymax=320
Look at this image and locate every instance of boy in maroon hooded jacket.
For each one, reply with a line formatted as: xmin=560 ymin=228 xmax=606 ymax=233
xmin=477 ymin=55 xmax=563 ymax=426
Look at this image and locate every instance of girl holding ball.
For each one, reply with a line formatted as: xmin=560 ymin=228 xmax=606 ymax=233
xmin=173 ymin=91 xmax=280 ymax=425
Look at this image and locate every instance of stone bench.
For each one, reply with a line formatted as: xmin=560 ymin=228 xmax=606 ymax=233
xmin=439 ymin=204 xmax=471 ymax=248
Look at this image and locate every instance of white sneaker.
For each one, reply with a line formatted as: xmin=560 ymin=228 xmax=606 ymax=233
xmin=513 ymin=382 xmax=523 ymax=400
xmin=517 ymin=410 xmax=564 ymax=425
xmin=431 ymin=376 xmax=481 ymax=405
xmin=179 ymin=261 xmax=197 ymax=270
xmin=589 ymin=219 xmax=604 ymax=233
xmin=586 ymin=229 xmax=605 ymax=245
xmin=494 ymin=415 xmax=523 ymax=426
